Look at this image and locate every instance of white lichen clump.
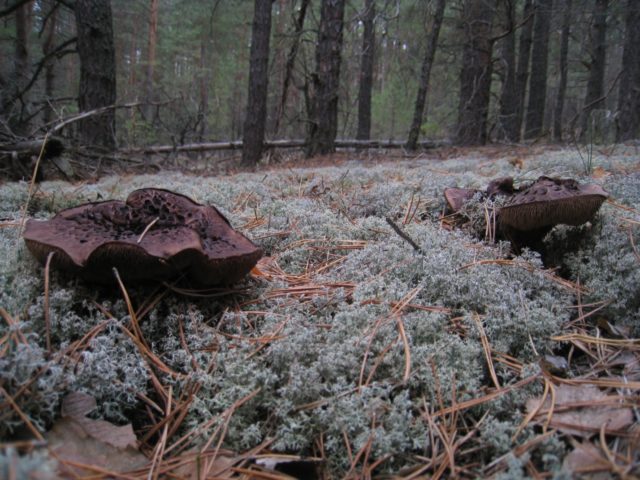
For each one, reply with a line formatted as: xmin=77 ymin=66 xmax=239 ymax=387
xmin=0 ymin=147 xmax=637 ymax=475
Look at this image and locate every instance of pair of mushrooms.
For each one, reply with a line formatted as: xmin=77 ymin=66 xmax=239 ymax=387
xmin=23 ymin=177 xmax=608 ymax=285
xmin=23 ymin=189 xmax=262 ymax=286
xmin=444 ymin=176 xmax=609 ymax=250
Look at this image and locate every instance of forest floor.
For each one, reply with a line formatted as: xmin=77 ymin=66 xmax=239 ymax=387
xmin=1 ymin=144 xmax=639 ymax=479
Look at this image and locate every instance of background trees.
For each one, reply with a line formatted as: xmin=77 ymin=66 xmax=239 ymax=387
xmin=0 ymin=0 xmax=637 ymax=160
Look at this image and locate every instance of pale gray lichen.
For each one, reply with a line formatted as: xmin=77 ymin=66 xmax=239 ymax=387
xmin=1 ymin=147 xmax=638 ymax=476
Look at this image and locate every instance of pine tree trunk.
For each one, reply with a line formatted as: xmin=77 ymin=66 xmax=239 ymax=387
xmin=497 ymin=2 xmax=517 ymax=142
xmin=513 ymin=0 xmax=534 ymax=141
xmin=42 ymin=5 xmax=58 ymax=125
xmin=11 ymin=1 xmax=32 ymax=134
xmin=553 ymin=0 xmax=572 ymax=141
xmin=616 ymin=0 xmax=640 ymax=141
xmin=356 ymin=0 xmax=376 ymax=140
xmin=75 ymin=0 xmax=117 ymax=149
xmin=305 ymin=0 xmax=346 ymax=157
xmin=454 ymin=0 xmax=494 ymax=146
xmin=524 ymin=0 xmax=552 ymax=140
xmin=406 ymin=0 xmax=446 ymax=150
xmin=241 ymin=0 xmax=273 ymax=166
xmin=143 ymin=0 xmax=159 ymax=121
xmin=580 ymin=0 xmax=608 ymax=140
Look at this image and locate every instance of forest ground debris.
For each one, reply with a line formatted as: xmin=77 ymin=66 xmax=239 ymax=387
xmin=0 ymin=145 xmax=639 ymax=478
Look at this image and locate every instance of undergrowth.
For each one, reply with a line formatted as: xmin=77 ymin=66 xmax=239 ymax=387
xmin=0 ymin=146 xmax=638 ymax=478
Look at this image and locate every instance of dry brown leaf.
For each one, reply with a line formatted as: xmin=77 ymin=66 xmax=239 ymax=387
xmin=526 ymin=384 xmax=633 ymax=437
xmin=46 ymin=392 xmax=147 ymax=477
xmin=562 ymin=441 xmax=611 ymax=478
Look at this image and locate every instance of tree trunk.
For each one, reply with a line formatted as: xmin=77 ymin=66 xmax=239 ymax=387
xmin=75 ymin=0 xmax=117 ymax=149
xmin=305 ymin=0 xmax=346 ymax=157
xmin=523 ymin=0 xmax=552 ymax=140
xmin=274 ymin=0 xmax=310 ymax=135
xmin=42 ymin=4 xmax=59 ymax=125
xmin=241 ymin=0 xmax=273 ymax=166
xmin=497 ymin=1 xmax=517 ymax=142
xmin=580 ymin=0 xmax=608 ymax=140
xmin=552 ymin=0 xmax=572 ymax=141
xmin=143 ymin=0 xmax=159 ymax=121
xmin=616 ymin=0 xmax=640 ymax=141
xmin=11 ymin=1 xmax=32 ymax=134
xmin=356 ymin=0 xmax=376 ymax=140
xmin=406 ymin=0 xmax=446 ymax=150
xmin=513 ymin=0 xmax=534 ymax=141
xmin=454 ymin=0 xmax=494 ymax=146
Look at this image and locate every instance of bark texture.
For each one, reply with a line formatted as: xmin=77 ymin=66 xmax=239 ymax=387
xmin=406 ymin=0 xmax=446 ymax=150
xmin=75 ymin=0 xmax=117 ymax=149
xmin=455 ymin=0 xmax=494 ymax=146
xmin=306 ymin=0 xmax=346 ymax=157
xmin=616 ymin=0 xmax=640 ymax=141
xmin=242 ymin=0 xmax=273 ymax=166
xmin=356 ymin=0 xmax=376 ymax=140
xmin=524 ymin=0 xmax=552 ymax=140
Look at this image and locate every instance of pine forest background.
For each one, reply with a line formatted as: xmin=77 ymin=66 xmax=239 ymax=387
xmin=1 ymin=0 xmax=639 ymax=166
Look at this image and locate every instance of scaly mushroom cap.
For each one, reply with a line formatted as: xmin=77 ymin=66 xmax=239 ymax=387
xmin=499 ymin=177 xmax=608 ymax=232
xmin=23 ymin=188 xmax=262 ymax=285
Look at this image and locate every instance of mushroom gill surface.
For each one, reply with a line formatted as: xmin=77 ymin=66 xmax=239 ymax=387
xmin=499 ymin=177 xmax=609 ymax=231
xmin=23 ymin=188 xmax=263 ymax=285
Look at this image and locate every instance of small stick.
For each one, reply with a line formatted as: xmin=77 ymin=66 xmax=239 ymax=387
xmin=44 ymin=251 xmax=55 ymax=356
xmin=137 ymin=217 xmax=160 ymax=243
xmin=385 ymin=217 xmax=423 ymax=253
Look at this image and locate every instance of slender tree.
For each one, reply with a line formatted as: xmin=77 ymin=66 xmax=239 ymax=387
xmin=11 ymin=1 xmax=32 ymax=134
xmin=242 ymin=0 xmax=273 ymax=166
xmin=75 ymin=0 xmax=117 ymax=149
xmin=406 ymin=0 xmax=446 ymax=150
xmin=455 ymin=0 xmax=494 ymax=146
xmin=42 ymin=3 xmax=59 ymax=126
xmin=580 ymin=0 xmax=608 ymax=140
xmin=553 ymin=0 xmax=572 ymax=141
xmin=306 ymin=0 xmax=346 ymax=157
xmin=523 ymin=0 xmax=552 ymax=140
xmin=513 ymin=0 xmax=534 ymax=141
xmin=616 ymin=0 xmax=640 ymax=141
xmin=356 ymin=0 xmax=376 ymax=140
xmin=274 ymin=0 xmax=310 ymax=135
xmin=143 ymin=0 xmax=158 ymax=121
xmin=497 ymin=0 xmax=517 ymax=142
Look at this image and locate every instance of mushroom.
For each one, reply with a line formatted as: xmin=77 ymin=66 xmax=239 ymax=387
xmin=499 ymin=176 xmax=609 ymax=232
xmin=444 ymin=176 xmax=516 ymax=214
xmin=443 ymin=187 xmax=479 ymax=214
xmin=23 ymin=188 xmax=263 ymax=286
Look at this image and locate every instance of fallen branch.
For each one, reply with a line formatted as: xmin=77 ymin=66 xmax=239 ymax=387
xmin=124 ymin=138 xmax=444 ymax=155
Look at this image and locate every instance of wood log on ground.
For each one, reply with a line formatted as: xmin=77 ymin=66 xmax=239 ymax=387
xmin=0 ymin=137 xmax=65 ymax=181
xmin=0 ymin=137 xmax=65 ymax=161
xmin=124 ymin=138 xmax=444 ymax=155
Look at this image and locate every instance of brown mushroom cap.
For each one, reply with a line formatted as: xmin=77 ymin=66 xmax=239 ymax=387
xmin=443 ymin=187 xmax=479 ymax=213
xmin=23 ymin=188 xmax=263 ymax=286
xmin=499 ymin=177 xmax=608 ymax=231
